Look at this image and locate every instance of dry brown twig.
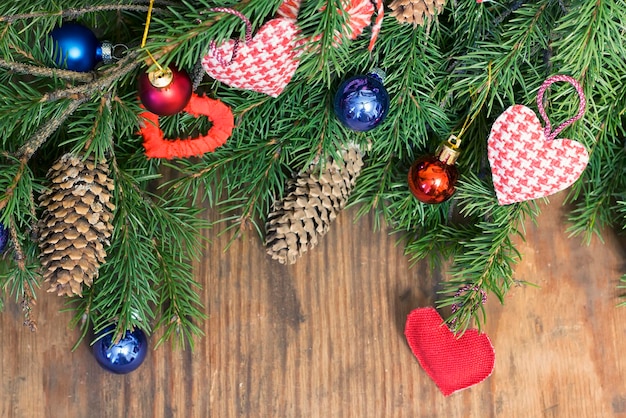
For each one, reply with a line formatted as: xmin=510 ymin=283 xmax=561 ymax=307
xmin=0 ymin=4 xmax=165 ymax=23
xmin=21 ymin=287 xmax=37 ymax=332
xmin=0 ymin=58 xmax=95 ymax=82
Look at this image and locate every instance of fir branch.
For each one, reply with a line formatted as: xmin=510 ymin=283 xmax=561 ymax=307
xmin=153 ymin=248 xmax=206 ymax=350
xmin=0 ymin=157 xmax=28 ymax=213
xmin=40 ymin=50 xmax=141 ymax=102
xmin=565 ymin=140 xmax=626 ymax=244
xmin=1 ymin=0 xmax=625 ymax=349
xmin=294 ymin=0 xmax=353 ymax=86
xmin=0 ymin=262 xmax=40 ymax=308
xmin=147 ymin=0 xmax=286 ymax=71
xmin=7 ymin=216 xmax=25 ymax=271
xmin=0 ymin=58 xmax=95 ymax=82
xmin=448 ymin=1 xmax=556 ymax=119
xmin=64 ymin=93 xmax=116 ymax=161
xmin=435 ymin=174 xmax=538 ymax=332
xmin=67 ymin=289 xmax=95 ymax=351
xmin=15 ymin=97 xmax=88 ymax=161
xmin=550 ymin=1 xmax=626 ymax=243
xmin=84 ymin=94 xmax=111 ymax=151
xmin=350 ymin=156 xmax=397 ymax=229
xmin=375 ymin=22 xmax=449 ymax=159
xmin=20 ymin=286 xmax=37 ymax=331
xmin=0 ymin=4 xmax=164 ymax=23
xmin=0 ymin=190 xmax=40 ymax=307
xmin=0 ymin=157 xmax=40 ymax=240
xmin=76 ymin=157 xmax=208 ymax=346
xmin=216 ymin=137 xmax=291 ymax=241
xmin=0 ymin=159 xmax=42 ymax=313
xmin=88 ymin=167 xmax=161 ymax=340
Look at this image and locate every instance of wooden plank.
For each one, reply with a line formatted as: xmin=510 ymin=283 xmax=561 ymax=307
xmin=1 ymin=192 xmax=625 ymax=417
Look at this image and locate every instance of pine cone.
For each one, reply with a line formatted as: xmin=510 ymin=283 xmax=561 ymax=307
xmin=38 ymin=153 xmax=115 ymax=297
xmin=265 ymin=145 xmax=364 ymax=264
xmin=389 ymin=0 xmax=446 ymax=27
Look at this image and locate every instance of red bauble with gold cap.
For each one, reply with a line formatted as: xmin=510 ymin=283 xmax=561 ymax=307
xmin=138 ymin=66 xmax=192 ymax=116
xmin=408 ymin=136 xmax=461 ymax=204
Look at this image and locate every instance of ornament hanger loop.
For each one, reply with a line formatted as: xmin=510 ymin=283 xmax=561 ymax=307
xmin=447 ymin=135 xmax=461 ymax=149
xmin=208 ymin=8 xmax=253 ymax=66
xmin=112 ymin=44 xmax=130 ymax=60
xmin=100 ymin=43 xmax=130 ymax=64
xmin=536 ymin=74 xmax=586 ymax=141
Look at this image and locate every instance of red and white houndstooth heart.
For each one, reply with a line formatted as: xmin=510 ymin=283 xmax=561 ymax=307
xmin=488 ymin=75 xmax=588 ymax=205
xmin=202 ymin=16 xmax=301 ymax=97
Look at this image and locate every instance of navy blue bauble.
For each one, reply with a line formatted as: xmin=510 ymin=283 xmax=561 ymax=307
xmin=93 ymin=326 xmax=148 ymax=374
xmin=333 ymin=72 xmax=390 ymax=132
xmin=0 ymin=222 xmax=8 ymax=254
xmin=50 ymin=22 xmax=102 ymax=72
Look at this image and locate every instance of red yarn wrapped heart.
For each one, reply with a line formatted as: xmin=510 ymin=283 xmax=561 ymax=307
xmin=404 ymin=307 xmax=495 ymax=396
xmin=139 ymin=93 xmax=234 ymax=160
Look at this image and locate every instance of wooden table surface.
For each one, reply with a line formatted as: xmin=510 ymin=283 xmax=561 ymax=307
xmin=1 ymin=192 xmax=625 ymax=418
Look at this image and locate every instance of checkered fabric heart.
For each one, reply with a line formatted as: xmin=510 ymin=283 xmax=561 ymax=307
xmin=488 ymin=75 xmax=588 ymax=205
xmin=202 ymin=18 xmax=301 ymax=97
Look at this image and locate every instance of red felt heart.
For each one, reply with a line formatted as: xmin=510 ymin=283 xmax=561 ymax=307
xmin=404 ymin=307 xmax=495 ymax=396
xmin=488 ymin=105 xmax=589 ymax=205
xmin=201 ymin=18 xmax=301 ymax=97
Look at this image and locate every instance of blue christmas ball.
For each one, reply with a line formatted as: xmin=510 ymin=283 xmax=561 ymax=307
xmin=50 ymin=22 xmax=101 ymax=72
xmin=0 ymin=222 xmax=8 ymax=254
xmin=93 ymin=326 xmax=148 ymax=374
xmin=333 ymin=72 xmax=390 ymax=132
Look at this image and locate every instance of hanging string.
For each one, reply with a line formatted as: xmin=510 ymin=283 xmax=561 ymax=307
xmin=456 ymin=114 xmax=472 ymax=141
xmin=140 ymin=0 xmax=164 ymax=71
xmin=456 ymin=63 xmax=494 ymax=140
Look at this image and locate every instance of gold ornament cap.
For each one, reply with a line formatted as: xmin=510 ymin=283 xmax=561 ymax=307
xmin=436 ymin=135 xmax=462 ymax=165
xmin=147 ymin=67 xmax=174 ymax=88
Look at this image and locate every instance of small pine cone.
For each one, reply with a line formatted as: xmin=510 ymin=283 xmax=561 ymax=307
xmin=265 ymin=145 xmax=364 ymax=265
xmin=389 ymin=0 xmax=446 ymax=27
xmin=38 ymin=153 xmax=115 ymax=297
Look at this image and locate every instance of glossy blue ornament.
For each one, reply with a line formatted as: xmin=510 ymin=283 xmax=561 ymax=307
xmin=333 ymin=70 xmax=390 ymax=132
xmin=50 ymin=22 xmax=103 ymax=72
xmin=0 ymin=222 xmax=8 ymax=254
xmin=93 ymin=326 xmax=148 ymax=374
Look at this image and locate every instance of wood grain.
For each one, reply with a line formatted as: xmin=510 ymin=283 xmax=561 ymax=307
xmin=1 ymin=192 xmax=625 ymax=418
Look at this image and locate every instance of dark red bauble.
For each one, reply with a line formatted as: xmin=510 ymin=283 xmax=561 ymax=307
xmin=138 ymin=67 xmax=192 ymax=116
xmin=408 ymin=156 xmax=459 ymax=204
